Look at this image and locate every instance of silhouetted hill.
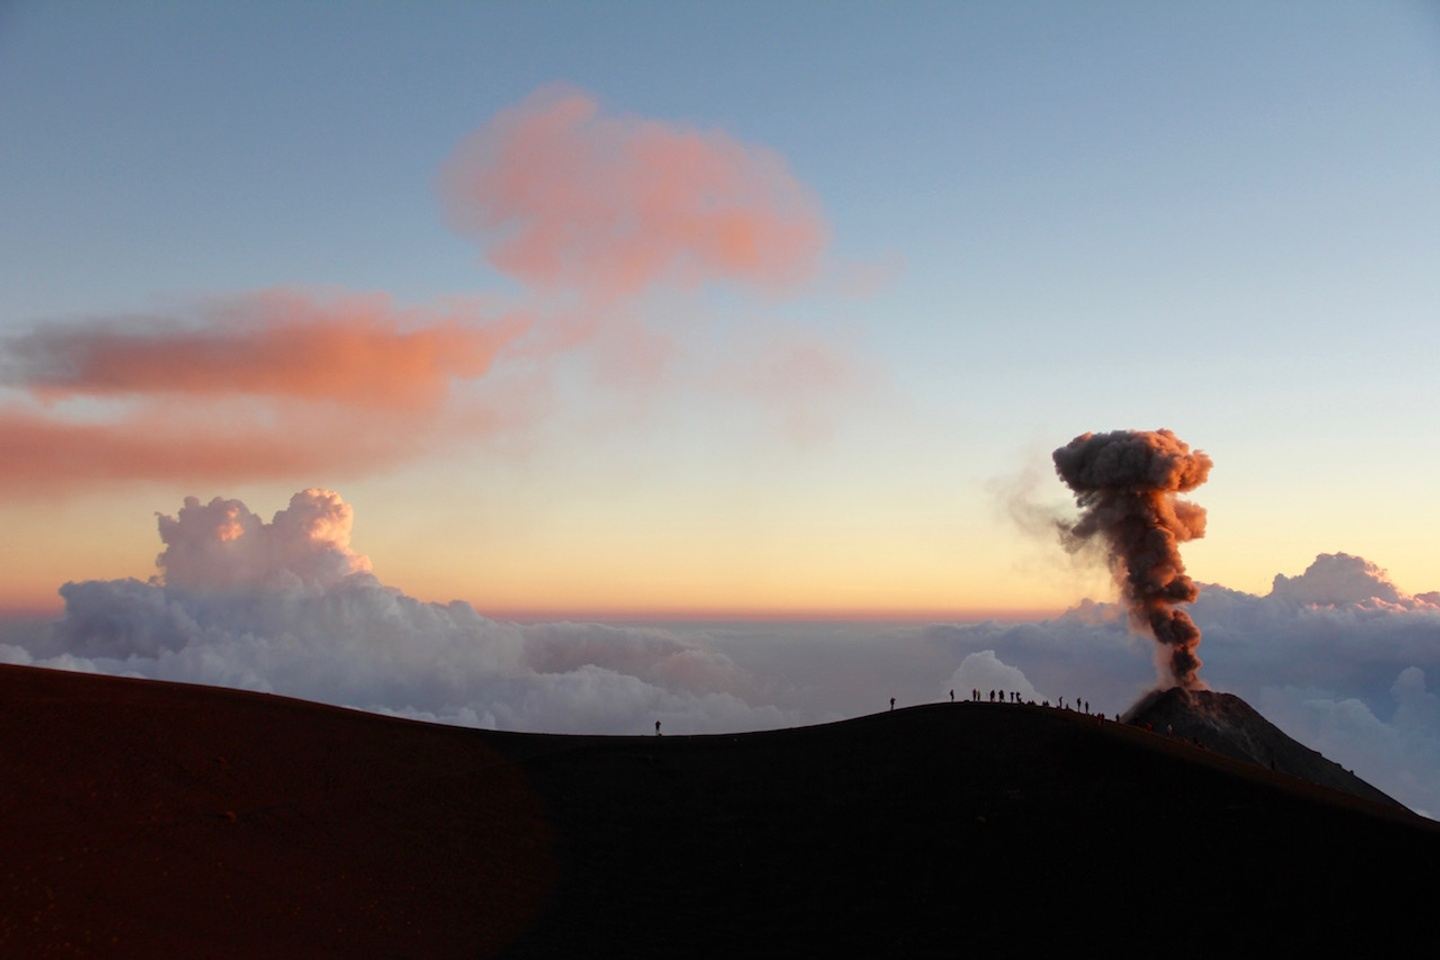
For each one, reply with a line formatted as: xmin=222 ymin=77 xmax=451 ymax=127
xmin=2 ymin=664 xmax=1435 ymax=958
xmin=1125 ymin=686 xmax=1403 ymax=808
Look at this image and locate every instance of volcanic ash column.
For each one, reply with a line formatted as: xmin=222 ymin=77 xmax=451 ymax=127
xmin=1052 ymin=429 xmax=1213 ymax=689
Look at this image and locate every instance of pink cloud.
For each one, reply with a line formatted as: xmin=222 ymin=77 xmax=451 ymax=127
xmin=0 ymin=404 xmax=427 ymax=494
xmin=0 ymin=291 xmax=531 ymax=493
xmin=11 ymin=290 xmax=529 ymax=411
xmin=0 ymin=89 xmax=860 ymax=495
xmin=439 ymin=85 xmax=827 ymax=301
xmin=715 ymin=332 xmax=870 ymax=444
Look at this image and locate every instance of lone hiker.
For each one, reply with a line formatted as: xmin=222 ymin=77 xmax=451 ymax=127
xmin=950 ymin=689 xmax=955 ymax=702
xmin=655 ymin=720 xmax=662 ymax=736
xmin=890 ymin=697 xmax=896 ymax=711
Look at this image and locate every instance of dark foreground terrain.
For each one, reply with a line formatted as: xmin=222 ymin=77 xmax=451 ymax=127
xmin=2 ymin=664 xmax=1436 ymax=958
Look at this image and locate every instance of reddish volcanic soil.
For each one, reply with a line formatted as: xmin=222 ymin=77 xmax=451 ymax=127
xmin=2 ymin=663 xmax=1436 ymax=958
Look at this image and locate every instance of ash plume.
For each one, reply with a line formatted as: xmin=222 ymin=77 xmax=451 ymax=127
xmin=1052 ymin=429 xmax=1212 ymax=689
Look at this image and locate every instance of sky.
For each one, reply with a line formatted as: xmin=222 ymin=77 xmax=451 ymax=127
xmin=2 ymin=0 xmax=1437 ymax=617
xmin=2 ymin=0 xmax=1439 ymax=812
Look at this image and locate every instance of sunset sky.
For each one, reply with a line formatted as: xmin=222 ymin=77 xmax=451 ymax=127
xmin=2 ymin=1 xmax=1437 ymax=618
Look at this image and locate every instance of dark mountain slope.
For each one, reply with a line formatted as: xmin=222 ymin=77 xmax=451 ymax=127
xmin=1 ymin=664 xmax=1435 ymax=959
xmin=1125 ymin=686 xmax=1402 ymax=807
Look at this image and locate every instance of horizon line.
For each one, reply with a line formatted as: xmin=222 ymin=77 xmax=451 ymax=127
xmin=0 ymin=600 xmax=1067 ymax=625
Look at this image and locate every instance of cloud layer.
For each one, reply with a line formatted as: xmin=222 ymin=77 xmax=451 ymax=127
xmin=921 ymin=553 xmax=1440 ymax=815
xmin=2 ymin=489 xmax=787 ymax=734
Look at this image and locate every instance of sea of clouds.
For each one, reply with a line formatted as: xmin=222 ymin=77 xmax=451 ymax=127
xmin=2 ymin=490 xmax=1435 ymax=817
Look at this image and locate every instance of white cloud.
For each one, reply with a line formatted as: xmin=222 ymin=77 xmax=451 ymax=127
xmin=6 ymin=490 xmax=790 ymax=735
xmin=947 ymin=650 xmax=1045 ymax=702
xmin=1268 ymin=553 xmax=1437 ymax=610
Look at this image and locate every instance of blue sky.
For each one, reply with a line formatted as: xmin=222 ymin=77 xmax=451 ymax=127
xmin=1 ymin=1 xmax=1438 ymax=610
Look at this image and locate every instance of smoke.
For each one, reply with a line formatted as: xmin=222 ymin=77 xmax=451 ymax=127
xmin=1052 ymin=429 xmax=1213 ymax=689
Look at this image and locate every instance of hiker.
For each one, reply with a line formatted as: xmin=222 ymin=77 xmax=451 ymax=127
xmin=890 ymin=697 xmax=896 ymax=711
xmin=950 ymin=689 xmax=955 ymax=702
xmin=655 ymin=720 xmax=662 ymax=736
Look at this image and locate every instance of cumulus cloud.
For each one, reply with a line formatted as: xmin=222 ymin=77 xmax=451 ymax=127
xmin=1269 ymin=552 xmax=1438 ymax=610
xmin=439 ymin=85 xmax=826 ymax=301
xmin=154 ymin=488 xmax=371 ymax=591
xmin=947 ymin=650 xmax=1046 ymax=702
xmin=1256 ymin=667 xmax=1440 ymax=818
xmin=3 ymin=489 xmax=789 ymax=735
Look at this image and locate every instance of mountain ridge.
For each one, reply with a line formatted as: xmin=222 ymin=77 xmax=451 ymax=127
xmin=2 ymin=663 xmax=1435 ymax=957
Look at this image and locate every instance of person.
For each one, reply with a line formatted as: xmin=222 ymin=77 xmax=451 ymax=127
xmin=949 ymin=689 xmax=955 ymax=702
xmin=655 ymin=720 xmax=662 ymax=736
xmin=890 ymin=697 xmax=896 ymax=711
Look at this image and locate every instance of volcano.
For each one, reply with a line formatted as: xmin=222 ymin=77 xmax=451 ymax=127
xmin=1124 ymin=687 xmax=1403 ymax=809
xmin=2 ymin=663 xmax=1435 ymax=957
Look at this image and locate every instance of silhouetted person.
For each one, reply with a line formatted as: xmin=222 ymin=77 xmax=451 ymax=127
xmin=890 ymin=697 xmax=895 ymax=711
xmin=655 ymin=720 xmax=662 ymax=736
xmin=949 ymin=689 xmax=955 ymax=702
xmin=988 ymin=690 xmax=994 ymax=703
